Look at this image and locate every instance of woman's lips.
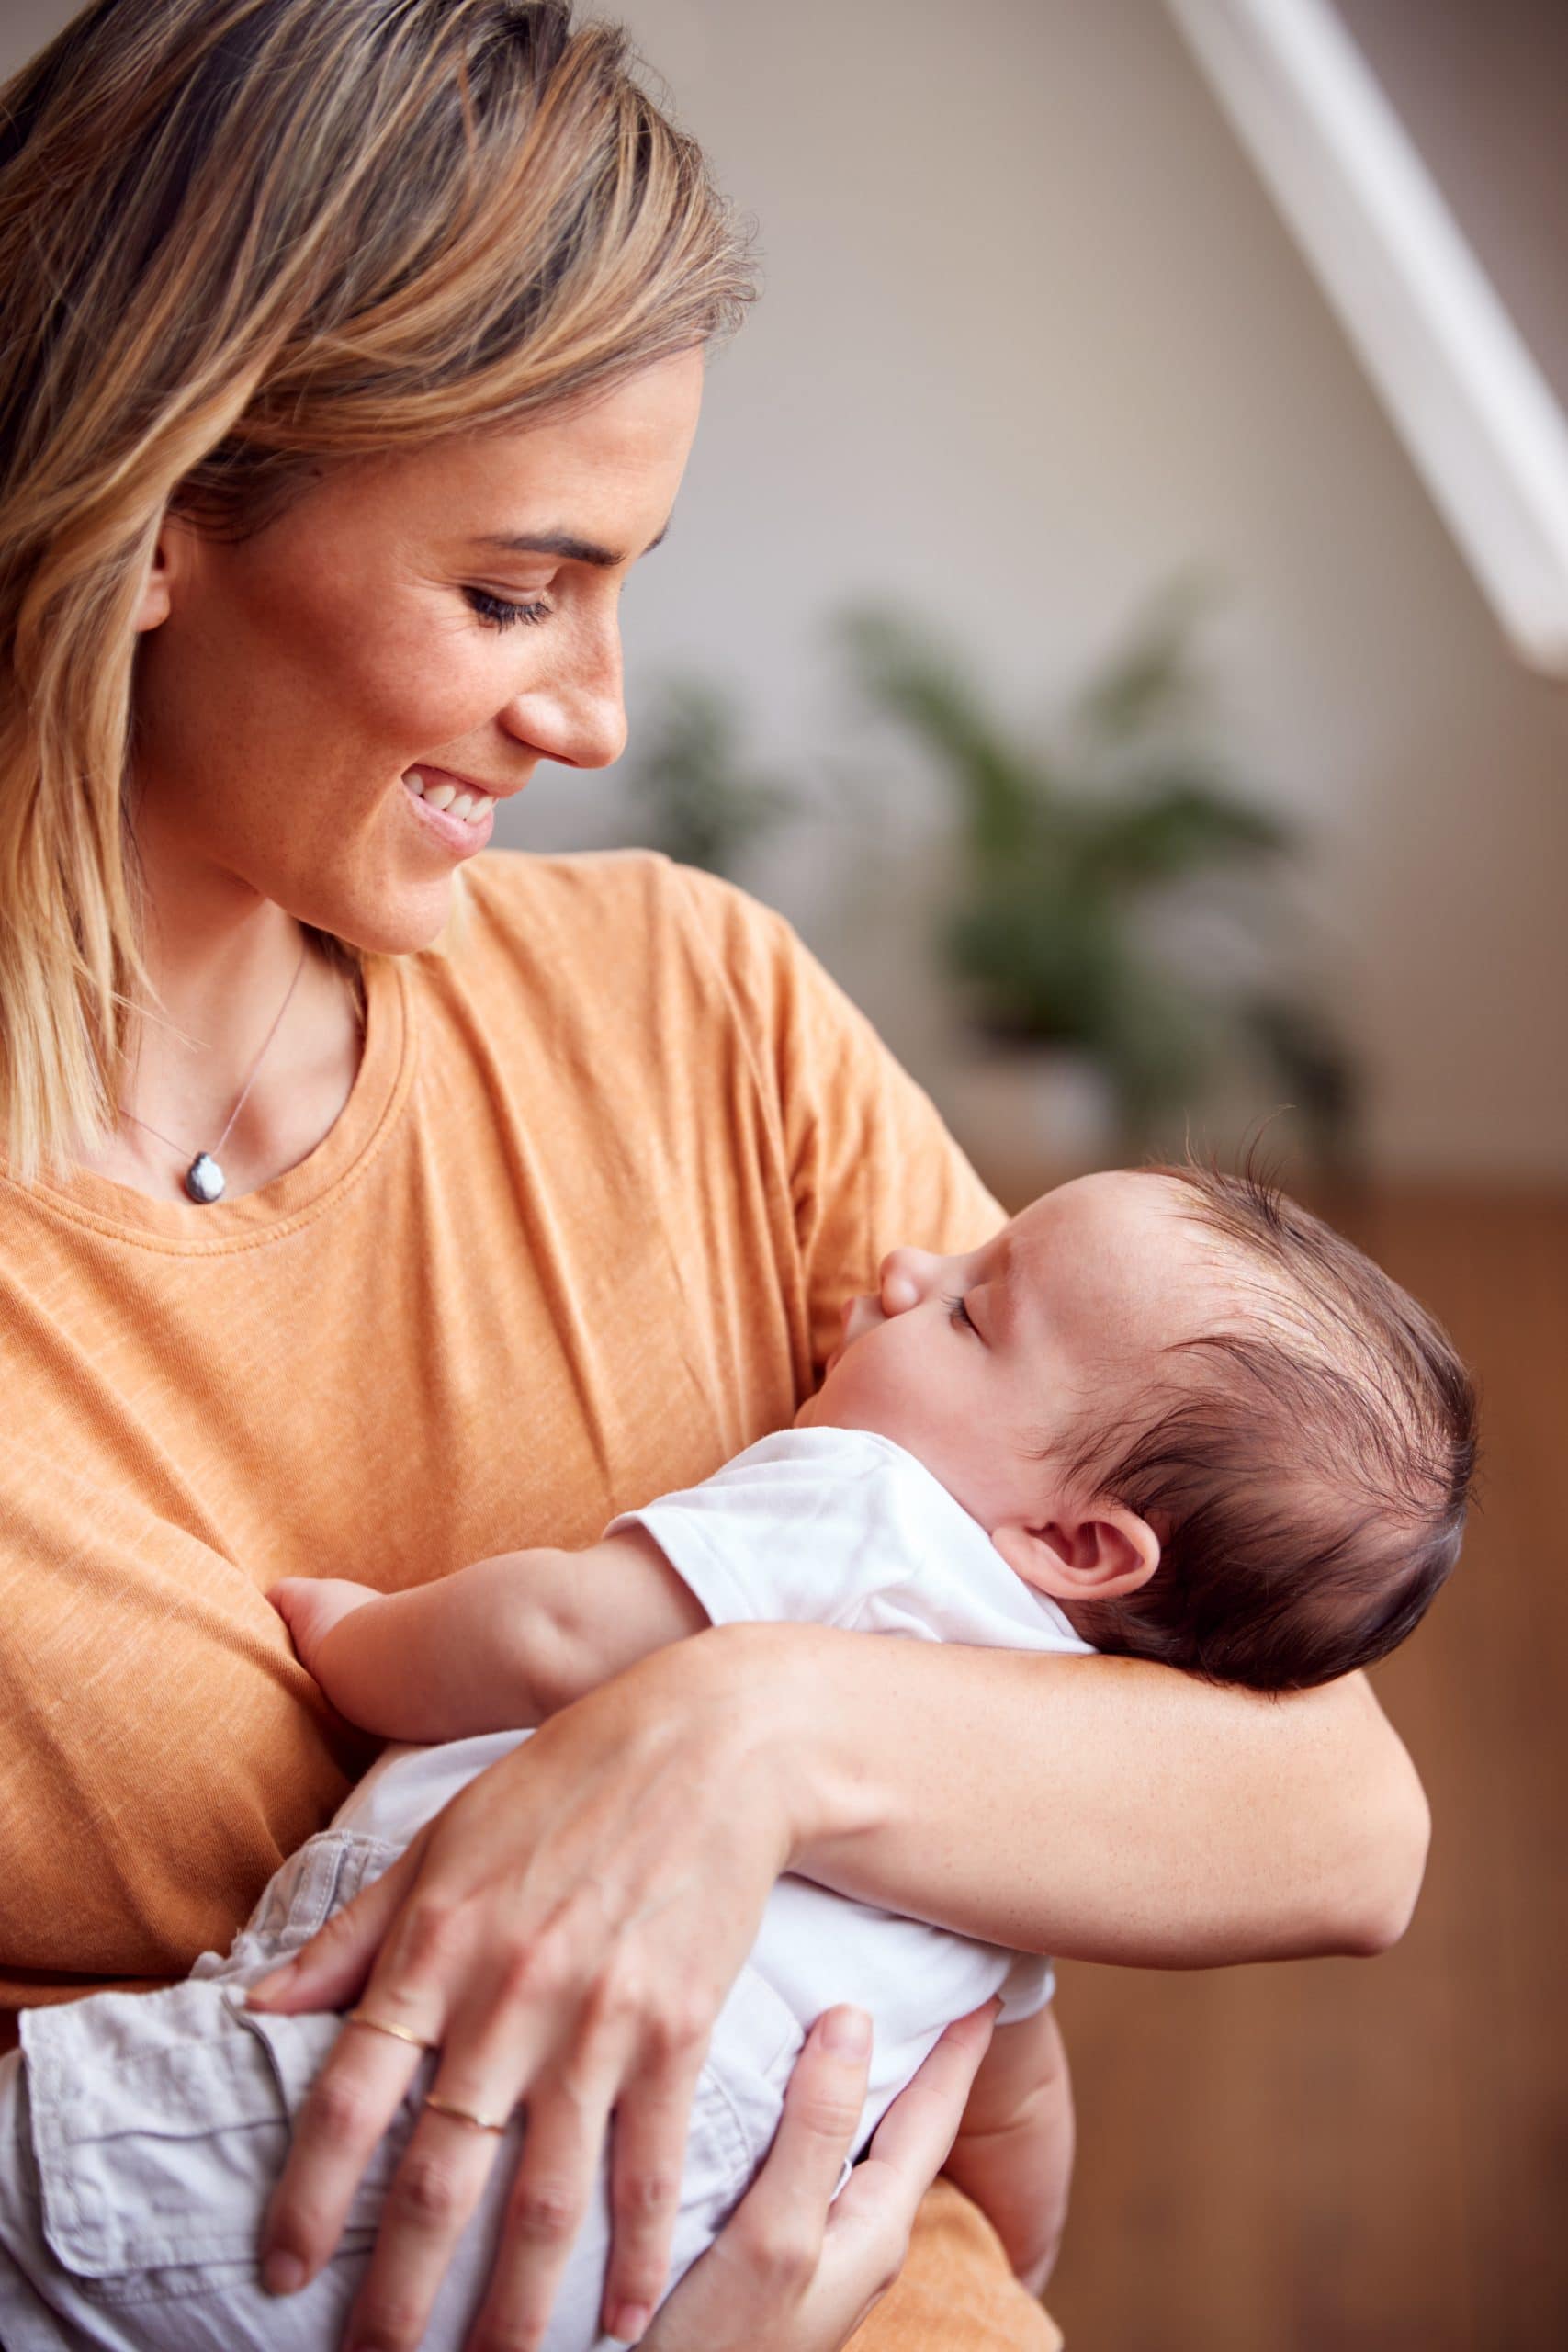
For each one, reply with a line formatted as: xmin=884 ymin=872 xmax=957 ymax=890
xmin=400 ymin=769 xmax=495 ymax=856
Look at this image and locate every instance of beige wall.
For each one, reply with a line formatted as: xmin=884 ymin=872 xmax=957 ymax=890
xmin=7 ymin=0 xmax=1566 ymax=1176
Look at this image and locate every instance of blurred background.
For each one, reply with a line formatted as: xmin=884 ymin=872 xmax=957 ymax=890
xmin=9 ymin=0 xmax=1565 ymax=2344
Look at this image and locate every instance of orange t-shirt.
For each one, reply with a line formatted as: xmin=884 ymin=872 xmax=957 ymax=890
xmin=0 ymin=849 xmax=1001 ymax=2007
xmin=0 ymin=850 xmax=1073 ymax=2349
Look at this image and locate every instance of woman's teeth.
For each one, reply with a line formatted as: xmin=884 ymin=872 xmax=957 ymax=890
xmin=405 ymin=768 xmax=495 ymax=824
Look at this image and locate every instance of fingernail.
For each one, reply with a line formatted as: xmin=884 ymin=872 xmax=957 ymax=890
xmin=244 ymin=1961 xmax=297 ymax=2006
xmin=956 ymin=1998 xmax=1001 ymax=2036
xmin=262 ymin=2250 xmax=306 ymax=2296
xmin=823 ymin=2005 xmax=871 ymax=2056
xmin=608 ymin=2305 xmax=650 ymax=2342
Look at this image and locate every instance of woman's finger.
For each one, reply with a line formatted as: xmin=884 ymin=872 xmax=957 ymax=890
xmin=254 ymin=1846 xmax=457 ymax=2293
xmin=637 ymin=2005 xmax=874 ymax=2352
xmin=832 ymin=2000 xmax=998 ymax=2228
xmin=468 ymin=2056 xmax=622 ymax=2352
xmin=598 ymin=2043 xmax=708 ymax=2340
xmin=343 ymin=1951 xmax=627 ymax=2352
xmin=728 ymin=2006 xmax=874 ymax=2286
xmin=246 ymin=1834 xmax=429 ymax=2016
xmin=256 ymin=2024 xmax=430 ymax=2296
xmin=772 ymin=2002 xmax=1002 ymax=2349
xmin=340 ymin=2100 xmax=513 ymax=2352
xmin=767 ymin=2007 xmax=874 ymax=2221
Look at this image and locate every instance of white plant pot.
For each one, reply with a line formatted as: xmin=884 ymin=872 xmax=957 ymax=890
xmin=943 ymin=1042 xmax=1121 ymax=1182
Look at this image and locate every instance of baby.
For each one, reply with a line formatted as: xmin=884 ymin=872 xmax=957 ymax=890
xmin=0 ymin=1161 xmax=1476 ymax=2352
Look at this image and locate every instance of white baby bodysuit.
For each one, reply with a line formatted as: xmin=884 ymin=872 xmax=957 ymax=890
xmin=344 ymin=1424 xmax=1098 ymax=2143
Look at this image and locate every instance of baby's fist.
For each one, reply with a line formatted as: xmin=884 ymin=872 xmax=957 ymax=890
xmin=268 ymin=1576 xmax=379 ymax=1684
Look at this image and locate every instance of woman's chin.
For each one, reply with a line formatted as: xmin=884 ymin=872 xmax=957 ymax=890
xmin=302 ymin=864 xmax=468 ymax=958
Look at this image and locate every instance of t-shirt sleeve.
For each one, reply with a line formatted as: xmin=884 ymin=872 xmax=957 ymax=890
xmin=668 ymin=865 xmax=1004 ymax=1376
xmin=605 ymin=1434 xmax=933 ymax=1633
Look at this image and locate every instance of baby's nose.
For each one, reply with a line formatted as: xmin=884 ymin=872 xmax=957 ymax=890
xmin=879 ymin=1246 xmax=937 ymax=1315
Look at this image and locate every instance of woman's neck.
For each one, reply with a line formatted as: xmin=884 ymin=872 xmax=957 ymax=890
xmin=77 ymin=869 xmax=367 ymax=1204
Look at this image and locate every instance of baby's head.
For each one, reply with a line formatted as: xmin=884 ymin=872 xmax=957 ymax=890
xmin=798 ymin=1162 xmax=1477 ymax=1690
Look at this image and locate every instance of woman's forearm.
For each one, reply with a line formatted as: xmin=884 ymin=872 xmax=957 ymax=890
xmin=738 ymin=1624 xmax=1429 ymax=1966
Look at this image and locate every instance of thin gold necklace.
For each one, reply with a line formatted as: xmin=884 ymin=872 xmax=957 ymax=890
xmin=118 ymin=937 xmax=310 ymax=1204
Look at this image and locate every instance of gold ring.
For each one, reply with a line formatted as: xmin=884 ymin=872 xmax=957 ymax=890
xmin=423 ymin=2090 xmax=513 ymax=2134
xmin=344 ymin=2006 xmax=439 ymax=2052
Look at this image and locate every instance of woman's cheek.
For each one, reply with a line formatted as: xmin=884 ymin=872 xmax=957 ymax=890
xmin=372 ymin=637 xmax=495 ymax=745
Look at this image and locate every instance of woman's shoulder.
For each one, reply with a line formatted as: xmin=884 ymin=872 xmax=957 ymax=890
xmin=434 ymin=847 xmax=807 ymax=1031
xmin=456 ymin=845 xmax=787 ymax=959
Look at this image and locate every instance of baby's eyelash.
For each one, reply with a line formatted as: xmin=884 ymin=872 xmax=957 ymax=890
xmin=942 ymin=1293 xmax=976 ymax=1334
xmin=463 ymin=586 xmax=552 ymax=630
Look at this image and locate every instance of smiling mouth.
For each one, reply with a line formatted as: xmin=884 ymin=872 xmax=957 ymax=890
xmin=402 ymin=765 xmax=501 ymax=825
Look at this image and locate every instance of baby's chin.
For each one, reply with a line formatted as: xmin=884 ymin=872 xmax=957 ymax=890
xmin=794 ymin=1379 xmax=889 ymax=1442
xmin=795 ymin=1375 xmax=852 ymax=1433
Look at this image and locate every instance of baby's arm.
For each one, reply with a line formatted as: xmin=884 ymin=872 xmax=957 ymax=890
xmin=269 ymin=1529 xmax=707 ymax=1740
xmin=940 ymin=1999 xmax=1075 ymax=2295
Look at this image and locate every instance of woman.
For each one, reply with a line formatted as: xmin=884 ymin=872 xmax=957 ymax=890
xmin=0 ymin=5 xmax=1428 ymax=2350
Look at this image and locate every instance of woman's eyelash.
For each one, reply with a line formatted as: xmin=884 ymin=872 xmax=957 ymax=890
xmin=942 ymin=1293 xmax=976 ymax=1334
xmin=464 ymin=587 xmax=552 ymax=630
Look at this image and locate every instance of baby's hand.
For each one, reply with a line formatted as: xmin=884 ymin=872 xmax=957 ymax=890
xmin=268 ymin=1576 xmax=380 ymax=1687
xmin=265 ymin=1567 xmax=527 ymax=1742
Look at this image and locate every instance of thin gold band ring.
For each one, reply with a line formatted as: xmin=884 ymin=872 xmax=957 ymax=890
xmin=422 ymin=2091 xmax=513 ymax=2135
xmin=344 ymin=2007 xmax=439 ymax=2052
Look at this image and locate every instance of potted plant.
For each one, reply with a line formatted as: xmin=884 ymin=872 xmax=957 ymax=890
xmin=840 ymin=584 xmax=1356 ymax=1173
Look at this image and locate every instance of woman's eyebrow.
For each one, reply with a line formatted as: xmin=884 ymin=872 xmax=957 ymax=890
xmin=468 ymin=521 xmax=670 ymax=567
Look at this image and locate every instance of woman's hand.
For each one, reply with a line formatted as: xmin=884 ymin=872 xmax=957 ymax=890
xmin=643 ymin=1999 xmax=1000 ymax=2352
xmin=245 ymin=1630 xmax=805 ymax=2352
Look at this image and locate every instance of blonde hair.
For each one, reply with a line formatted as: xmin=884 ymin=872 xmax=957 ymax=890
xmin=0 ymin=0 xmax=753 ymax=1184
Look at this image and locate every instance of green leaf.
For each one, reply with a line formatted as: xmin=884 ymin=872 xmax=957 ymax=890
xmin=832 ymin=584 xmax=1357 ymax=1165
xmin=838 ymin=608 xmax=1048 ymax=862
xmin=1070 ymin=571 xmax=1217 ymax=745
xmin=1075 ymin=775 xmax=1293 ymax=888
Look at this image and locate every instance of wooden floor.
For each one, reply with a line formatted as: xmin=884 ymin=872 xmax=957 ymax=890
xmin=1029 ymin=1185 xmax=1568 ymax=2351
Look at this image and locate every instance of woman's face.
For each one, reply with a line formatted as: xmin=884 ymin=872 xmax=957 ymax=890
xmin=130 ymin=349 xmax=705 ymax=953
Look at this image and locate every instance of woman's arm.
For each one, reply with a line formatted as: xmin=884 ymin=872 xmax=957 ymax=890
xmin=759 ymin=1625 xmax=1427 ymax=1964
xmin=248 ymin=1616 xmax=1423 ymax=2352
xmin=278 ymin=1555 xmax=1425 ymax=1962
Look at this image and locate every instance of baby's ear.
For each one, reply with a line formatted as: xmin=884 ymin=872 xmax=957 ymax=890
xmin=993 ymin=1506 xmax=1159 ymax=1602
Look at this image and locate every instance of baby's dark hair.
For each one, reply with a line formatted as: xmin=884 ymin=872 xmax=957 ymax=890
xmin=1058 ymin=1160 xmax=1477 ymax=1692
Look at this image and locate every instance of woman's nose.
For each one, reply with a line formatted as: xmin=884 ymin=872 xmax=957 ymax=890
xmin=508 ymin=613 xmax=627 ymax=772
xmin=879 ymin=1246 xmax=941 ymax=1315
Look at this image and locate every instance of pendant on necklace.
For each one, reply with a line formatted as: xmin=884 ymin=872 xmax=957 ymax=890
xmin=185 ymin=1153 xmax=226 ymax=1204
